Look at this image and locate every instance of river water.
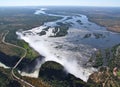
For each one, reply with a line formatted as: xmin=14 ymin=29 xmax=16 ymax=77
xmin=16 ymin=8 xmax=120 ymax=82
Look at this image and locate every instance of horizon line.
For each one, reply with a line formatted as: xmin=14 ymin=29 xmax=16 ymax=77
xmin=0 ymin=5 xmax=120 ymax=8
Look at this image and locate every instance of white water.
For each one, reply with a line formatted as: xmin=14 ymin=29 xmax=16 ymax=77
xmin=16 ymin=8 xmax=102 ymax=82
xmin=34 ymin=8 xmax=47 ymax=15
xmin=0 ymin=62 xmax=9 ymax=69
xmin=18 ymin=70 xmax=39 ymax=78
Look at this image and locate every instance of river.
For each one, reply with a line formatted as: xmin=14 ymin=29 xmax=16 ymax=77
xmin=16 ymin=7 xmax=120 ymax=82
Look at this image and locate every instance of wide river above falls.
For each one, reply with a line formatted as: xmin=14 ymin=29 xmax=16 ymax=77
xmin=16 ymin=8 xmax=120 ymax=82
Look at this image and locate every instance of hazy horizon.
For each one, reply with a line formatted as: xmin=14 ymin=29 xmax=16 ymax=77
xmin=0 ymin=0 xmax=120 ymax=7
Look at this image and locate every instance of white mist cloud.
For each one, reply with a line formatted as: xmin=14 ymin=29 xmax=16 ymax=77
xmin=16 ymin=27 xmax=96 ymax=82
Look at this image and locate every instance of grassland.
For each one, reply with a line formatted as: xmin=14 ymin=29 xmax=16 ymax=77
xmin=0 ymin=32 xmax=24 ymax=57
xmin=78 ymin=7 xmax=120 ymax=33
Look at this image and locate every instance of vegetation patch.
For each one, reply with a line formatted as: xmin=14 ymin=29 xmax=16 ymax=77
xmin=92 ymin=50 xmax=103 ymax=68
xmin=39 ymin=61 xmax=91 ymax=87
xmin=51 ymin=22 xmax=70 ymax=37
xmin=83 ymin=33 xmax=91 ymax=38
xmin=17 ymin=40 xmax=39 ymax=60
xmin=117 ymin=70 xmax=120 ymax=77
xmin=76 ymin=20 xmax=83 ymax=25
xmin=0 ymin=67 xmax=22 ymax=87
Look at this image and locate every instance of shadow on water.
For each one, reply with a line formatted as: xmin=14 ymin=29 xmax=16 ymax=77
xmin=0 ymin=50 xmax=45 ymax=72
xmin=0 ymin=51 xmax=31 ymax=70
xmin=0 ymin=51 xmax=19 ymax=67
xmin=20 ymin=55 xmax=45 ymax=73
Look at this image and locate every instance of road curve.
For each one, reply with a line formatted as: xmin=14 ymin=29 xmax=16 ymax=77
xmin=2 ymin=31 xmax=35 ymax=87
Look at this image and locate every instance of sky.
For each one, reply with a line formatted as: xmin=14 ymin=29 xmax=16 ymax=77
xmin=0 ymin=0 xmax=120 ymax=7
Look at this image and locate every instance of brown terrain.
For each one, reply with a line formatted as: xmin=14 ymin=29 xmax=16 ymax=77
xmin=78 ymin=7 xmax=120 ymax=33
xmin=0 ymin=32 xmax=23 ymax=57
xmin=89 ymin=67 xmax=120 ymax=87
xmin=90 ymin=19 xmax=120 ymax=33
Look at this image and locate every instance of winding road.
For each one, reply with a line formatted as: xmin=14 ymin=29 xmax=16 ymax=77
xmin=2 ymin=31 xmax=34 ymax=87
